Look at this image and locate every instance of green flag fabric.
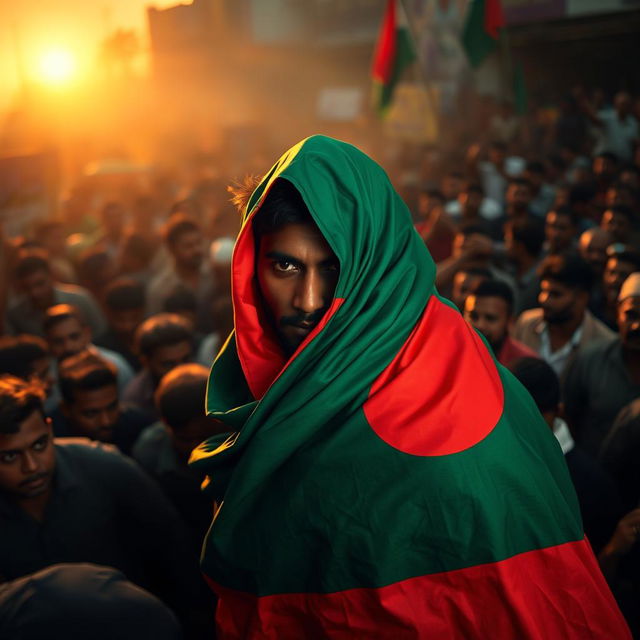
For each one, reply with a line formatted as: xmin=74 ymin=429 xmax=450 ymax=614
xmin=191 ymin=136 xmax=630 ymax=639
xmin=462 ymin=0 xmax=505 ymax=69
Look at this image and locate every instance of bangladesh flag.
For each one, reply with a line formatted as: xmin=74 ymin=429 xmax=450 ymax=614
xmin=191 ymin=136 xmax=630 ymax=638
xmin=462 ymin=0 xmax=505 ymax=68
xmin=371 ymin=0 xmax=416 ymax=115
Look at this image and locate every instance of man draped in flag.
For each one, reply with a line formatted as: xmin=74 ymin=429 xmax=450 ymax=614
xmin=191 ymin=135 xmax=630 ymax=638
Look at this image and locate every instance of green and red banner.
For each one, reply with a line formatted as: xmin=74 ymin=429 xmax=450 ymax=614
xmin=192 ymin=135 xmax=630 ymax=638
xmin=371 ymin=0 xmax=416 ymax=115
xmin=462 ymin=0 xmax=506 ymax=68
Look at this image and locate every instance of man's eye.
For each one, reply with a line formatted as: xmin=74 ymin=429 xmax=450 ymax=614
xmin=33 ymin=437 xmax=49 ymax=452
xmin=323 ymin=263 xmax=339 ymax=273
xmin=273 ymin=261 xmax=296 ymax=273
xmin=0 ymin=453 xmax=17 ymax=464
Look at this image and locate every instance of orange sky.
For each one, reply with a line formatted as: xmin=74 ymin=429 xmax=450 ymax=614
xmin=0 ymin=0 xmax=180 ymax=111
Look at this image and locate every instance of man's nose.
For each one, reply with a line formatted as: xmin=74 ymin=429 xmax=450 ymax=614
xmin=293 ymin=271 xmax=326 ymax=314
xmin=98 ymin=411 xmax=113 ymax=428
xmin=21 ymin=451 xmax=39 ymax=475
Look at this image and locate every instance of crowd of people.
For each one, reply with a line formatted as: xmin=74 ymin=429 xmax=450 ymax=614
xmin=0 ymin=85 xmax=639 ymax=638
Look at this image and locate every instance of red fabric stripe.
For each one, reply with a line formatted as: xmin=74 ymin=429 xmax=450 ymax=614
xmin=209 ymin=538 xmax=630 ymax=639
xmin=363 ymin=296 xmax=503 ymax=456
xmin=484 ymin=0 xmax=505 ymax=39
xmin=371 ymin=0 xmax=397 ymax=83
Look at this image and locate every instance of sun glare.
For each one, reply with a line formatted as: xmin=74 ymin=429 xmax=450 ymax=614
xmin=38 ymin=49 xmax=76 ymax=86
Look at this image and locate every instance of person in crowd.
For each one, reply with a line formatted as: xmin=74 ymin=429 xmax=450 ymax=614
xmin=579 ymin=227 xmax=615 ymax=279
xmin=195 ymin=297 xmax=234 ymax=368
xmin=436 ymin=223 xmax=514 ymax=296
xmin=6 ymin=249 xmax=106 ymax=337
xmin=0 ymin=375 xmax=206 ymax=635
xmin=94 ymin=278 xmax=146 ymax=371
xmin=440 ymin=171 xmax=465 ymax=207
xmin=0 ymin=563 xmax=183 ymax=640
xmin=122 ymin=313 xmax=194 ymax=420
xmin=450 ymin=266 xmax=491 ymax=313
xmin=32 ymin=220 xmax=76 ymax=284
xmin=146 ymin=215 xmax=216 ymax=333
xmin=601 ymin=205 xmax=635 ymax=243
xmin=600 ymin=246 xmax=640 ymax=329
xmin=564 ymin=272 xmax=640 ymax=457
xmin=514 ymin=253 xmax=614 ymax=379
xmin=443 ymin=183 xmax=502 ymax=231
xmin=190 ymin=136 xmax=630 ymax=637
xmin=508 ymin=357 xmax=621 ymax=554
xmin=117 ymin=231 xmax=158 ymax=284
xmin=592 ymin=152 xmax=620 ymax=197
xmin=52 ymin=351 xmax=152 ymax=455
xmin=43 ymin=304 xmax=134 ymax=391
xmin=92 ymin=201 xmax=128 ymax=260
xmin=523 ymin=160 xmax=556 ymax=218
xmin=606 ymin=182 xmax=637 ymax=210
xmin=504 ymin=177 xmax=534 ymax=221
xmin=587 ymin=91 xmax=639 ymax=163
xmin=545 ymin=206 xmax=580 ymax=255
xmin=133 ymin=364 xmax=226 ymax=550
xmin=464 ymin=280 xmax=537 ymax=366
xmin=75 ymin=247 xmax=117 ymax=304
xmin=504 ymin=218 xmax=546 ymax=315
xmin=414 ymin=189 xmax=455 ymax=263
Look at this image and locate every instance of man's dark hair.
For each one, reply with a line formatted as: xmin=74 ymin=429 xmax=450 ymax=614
xmin=155 ymin=363 xmax=209 ymax=432
xmin=508 ymin=177 xmax=532 ymax=191
xmin=458 ymin=266 xmax=492 ymax=280
xmin=252 ymin=179 xmax=314 ymax=240
xmin=0 ymin=375 xmax=46 ymax=435
xmin=43 ymin=304 xmax=87 ymax=334
xmin=526 ymin=161 xmax=545 ymax=176
xmin=104 ymin=278 xmax=145 ymax=311
xmin=0 ymin=336 xmax=48 ymax=380
xmin=596 ymin=151 xmax=618 ymax=165
xmin=569 ymin=183 xmax=596 ymax=206
xmin=508 ymin=357 xmax=560 ymax=414
xmin=464 ymin=183 xmax=484 ymax=196
xmin=162 ymin=214 xmax=201 ymax=248
xmin=58 ymin=351 xmax=117 ymax=405
xmin=134 ymin=313 xmax=193 ymax=358
xmin=163 ymin=286 xmax=197 ymax=315
xmin=507 ymin=218 xmax=545 ymax=257
xmin=13 ymin=249 xmax=51 ymax=279
xmin=549 ymin=205 xmax=580 ymax=228
xmin=472 ymin=280 xmax=514 ymax=315
xmin=538 ymin=254 xmax=594 ymax=292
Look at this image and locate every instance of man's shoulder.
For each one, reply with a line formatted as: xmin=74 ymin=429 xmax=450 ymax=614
xmin=515 ymin=307 xmax=543 ymax=329
xmin=579 ymin=335 xmax=619 ymax=360
xmin=54 ymin=438 xmax=127 ymax=472
xmin=583 ymin=310 xmax=617 ymax=341
xmin=55 ymin=283 xmax=94 ymax=302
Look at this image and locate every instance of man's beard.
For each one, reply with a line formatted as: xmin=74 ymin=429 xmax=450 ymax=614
xmin=543 ymin=305 xmax=574 ymax=325
xmin=277 ymin=308 xmax=328 ymax=356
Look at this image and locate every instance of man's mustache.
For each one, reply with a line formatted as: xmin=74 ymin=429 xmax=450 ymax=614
xmin=280 ymin=309 xmax=328 ymax=329
xmin=19 ymin=471 xmax=50 ymax=487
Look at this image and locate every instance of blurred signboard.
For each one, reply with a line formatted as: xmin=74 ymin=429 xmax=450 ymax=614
xmin=384 ymin=83 xmax=438 ymax=144
xmin=317 ymin=87 xmax=363 ymax=121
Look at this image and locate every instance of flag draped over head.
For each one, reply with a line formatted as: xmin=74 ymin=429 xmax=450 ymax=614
xmin=191 ymin=135 xmax=630 ymax=639
xmin=462 ymin=0 xmax=505 ymax=68
xmin=371 ymin=0 xmax=416 ymax=115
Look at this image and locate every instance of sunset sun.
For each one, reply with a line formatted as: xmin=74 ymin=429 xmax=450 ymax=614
xmin=38 ymin=48 xmax=76 ymax=85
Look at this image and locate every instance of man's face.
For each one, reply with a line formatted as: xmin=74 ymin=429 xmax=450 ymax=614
xmin=172 ymin=230 xmax=204 ymax=272
xmin=64 ymin=385 xmax=120 ymax=442
xmin=506 ymin=184 xmax=531 ymax=213
xmin=539 ymin=279 xmax=583 ymax=325
xmin=618 ymin=297 xmax=640 ymax=350
xmin=545 ymin=211 xmax=575 ymax=254
xmin=606 ymin=187 xmax=633 ymax=208
xmin=579 ymin=230 xmax=611 ymax=276
xmin=257 ymin=223 xmax=339 ymax=356
xmin=0 ymin=411 xmax=55 ymax=500
xmin=452 ymin=272 xmax=486 ymax=311
xmin=601 ymin=210 xmax=631 ymax=242
xmin=19 ymin=269 xmax=54 ymax=310
xmin=107 ymin=307 xmax=145 ymax=342
xmin=593 ymin=156 xmax=615 ymax=179
xmin=145 ymin=341 xmax=193 ymax=384
xmin=604 ymin=257 xmax=637 ymax=304
xmin=45 ymin=318 xmax=91 ymax=361
xmin=459 ymin=190 xmax=481 ymax=217
xmin=442 ymin=175 xmax=463 ymax=201
xmin=464 ymin=295 xmax=510 ymax=352
xmin=615 ymin=91 xmax=631 ymax=117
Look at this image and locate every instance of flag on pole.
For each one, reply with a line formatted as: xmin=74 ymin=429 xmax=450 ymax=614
xmin=371 ymin=0 xmax=416 ymax=116
xmin=462 ymin=0 xmax=505 ymax=68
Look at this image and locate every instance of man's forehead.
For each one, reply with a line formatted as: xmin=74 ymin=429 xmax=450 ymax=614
xmin=0 ymin=411 xmax=49 ymax=451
